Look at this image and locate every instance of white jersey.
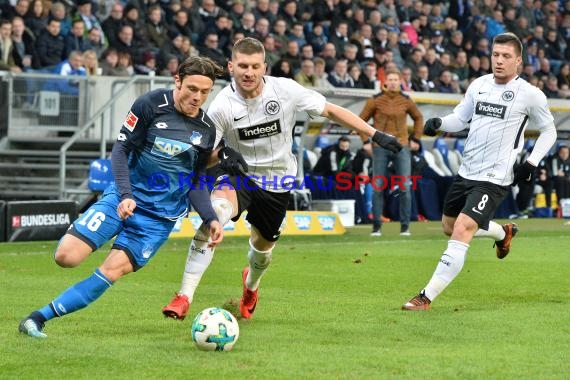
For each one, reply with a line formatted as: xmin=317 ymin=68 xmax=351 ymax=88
xmin=208 ymin=76 xmax=327 ymax=192
xmin=451 ymin=74 xmax=554 ymax=185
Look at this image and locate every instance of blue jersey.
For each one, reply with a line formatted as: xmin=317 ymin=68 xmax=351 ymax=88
xmin=116 ymin=88 xmax=217 ymax=220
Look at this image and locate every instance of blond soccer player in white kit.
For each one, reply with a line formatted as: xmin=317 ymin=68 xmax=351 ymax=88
xmin=162 ymin=37 xmax=402 ymax=320
xmin=402 ymin=33 xmax=558 ymax=311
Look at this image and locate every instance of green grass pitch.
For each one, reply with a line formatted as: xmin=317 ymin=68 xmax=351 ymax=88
xmin=1 ymin=219 xmax=570 ymax=379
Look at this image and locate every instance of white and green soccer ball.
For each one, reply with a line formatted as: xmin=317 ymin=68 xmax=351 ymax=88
xmin=191 ymin=307 xmax=240 ymax=351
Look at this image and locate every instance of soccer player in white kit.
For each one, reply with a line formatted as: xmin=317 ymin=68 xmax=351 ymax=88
xmin=402 ymin=33 xmax=558 ymax=310
xmin=162 ymin=37 xmax=402 ymax=320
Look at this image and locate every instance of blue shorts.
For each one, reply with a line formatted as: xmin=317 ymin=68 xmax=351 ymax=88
xmin=68 ymin=187 xmax=176 ymax=271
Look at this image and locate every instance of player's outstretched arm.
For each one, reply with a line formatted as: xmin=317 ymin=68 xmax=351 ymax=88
xmin=321 ymin=102 xmax=402 ymax=153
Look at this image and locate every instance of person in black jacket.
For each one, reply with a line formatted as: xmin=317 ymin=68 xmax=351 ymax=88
xmin=35 ymin=18 xmax=66 ymax=69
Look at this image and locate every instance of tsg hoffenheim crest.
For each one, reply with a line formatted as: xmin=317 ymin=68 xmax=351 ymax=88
xmin=190 ymin=131 xmax=202 ymax=145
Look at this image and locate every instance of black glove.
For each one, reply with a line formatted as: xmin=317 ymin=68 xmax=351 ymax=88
xmin=512 ymin=161 xmax=536 ymax=185
xmin=218 ymin=146 xmax=248 ymax=176
xmin=424 ymin=118 xmax=442 ymax=136
xmin=371 ymin=131 xmax=402 ymax=153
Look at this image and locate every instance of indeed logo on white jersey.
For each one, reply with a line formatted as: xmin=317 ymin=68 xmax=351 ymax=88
xmin=238 ymin=119 xmax=282 ymax=140
xmin=475 ymin=101 xmax=506 ymax=119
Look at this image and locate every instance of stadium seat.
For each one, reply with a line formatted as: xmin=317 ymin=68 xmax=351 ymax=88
xmin=422 ymin=149 xmax=447 ymax=177
xmin=448 ymin=138 xmax=465 ymax=175
xmin=88 ymin=158 xmax=114 ymax=192
xmin=431 ymin=138 xmax=454 ymax=176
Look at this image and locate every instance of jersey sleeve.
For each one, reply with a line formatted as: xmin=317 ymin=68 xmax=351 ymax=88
xmin=527 ymin=87 xmax=554 ymax=126
xmin=116 ymin=95 xmax=154 ymax=148
xmin=286 ymin=79 xmax=327 ymax=117
xmin=451 ymin=79 xmax=477 ymax=124
xmin=206 ymin=94 xmax=232 ymax=148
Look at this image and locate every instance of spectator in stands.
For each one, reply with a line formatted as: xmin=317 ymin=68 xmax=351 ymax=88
xmin=25 ymin=0 xmax=47 ymax=38
xmin=180 ymin=36 xmax=199 ymax=59
xmin=169 ymin=10 xmax=193 ymax=41
xmin=412 ymin=64 xmax=434 ymax=92
xmin=313 ymin=136 xmax=354 ymax=178
xmin=238 ymin=11 xmax=256 ymax=38
xmin=270 ymin=57 xmax=294 ymax=79
xmin=117 ymin=51 xmax=134 ymax=75
xmin=320 ymin=42 xmax=337 ymax=73
xmin=434 ymin=69 xmax=460 ymax=94
xmin=209 ymin=14 xmax=233 ymax=58
xmin=422 ymin=48 xmax=444 ymax=82
xmin=228 ymin=0 xmax=245 ymax=31
xmin=294 ymin=58 xmax=318 ymax=88
xmin=6 ymin=0 xmax=30 ymax=23
xmin=11 ymin=15 xmax=38 ymax=70
xmin=452 ymin=50 xmax=469 ymax=90
xmin=306 ymin=22 xmax=327 ymax=55
xmin=82 ymin=49 xmax=99 ymax=76
xmin=122 ymin=2 xmax=150 ymax=51
xmin=360 ymin=67 xmax=423 ymax=236
xmin=349 ymin=63 xmax=366 ymax=88
xmin=445 ymin=30 xmax=464 ymax=58
xmin=405 ymin=47 xmax=424 ymax=74
xmin=329 ymin=21 xmax=349 ymax=58
xmin=198 ymin=31 xmax=227 ymax=72
xmin=262 ymin=35 xmax=280 ymax=68
xmin=271 ymin=18 xmax=288 ymax=55
xmin=134 ymin=50 xmax=157 ymax=75
xmin=313 ymin=57 xmax=333 ymax=89
xmin=146 ymin=4 xmax=169 ymax=49
xmin=86 ymin=26 xmax=106 ymax=58
xmin=98 ymin=47 xmax=129 ymax=76
xmin=543 ymin=75 xmax=561 ymax=99
xmin=279 ymin=0 xmax=299 ymax=28
xmin=49 ymin=2 xmax=71 ymax=37
xmin=74 ymin=0 xmax=105 ymax=46
xmin=159 ymin=54 xmax=179 ymax=77
xmin=300 ymin=43 xmax=314 ymax=62
xmin=159 ymin=31 xmax=186 ymax=69
xmin=535 ymin=58 xmax=551 ymax=80
xmin=557 ymin=63 xmax=570 ymax=88
xmin=288 ymin=21 xmax=306 ymax=48
xmin=64 ymin=18 xmax=90 ymax=57
xmin=252 ymin=0 xmax=275 ymax=25
xmin=351 ymin=23 xmax=374 ymax=62
xmin=361 ymin=61 xmax=380 ymax=90
xmin=181 ymin=0 xmax=204 ymax=44
xmin=45 ymin=50 xmax=86 ymax=95
xmin=111 ymin=25 xmax=139 ymax=61
xmin=0 ymin=18 xmax=21 ymax=73
xmin=328 ymin=59 xmax=355 ymax=88
xmin=198 ymin=0 xmax=220 ymax=31
xmin=282 ymin=40 xmax=301 ymax=73
xmin=551 ymin=144 xmax=570 ymax=202
xmin=101 ymin=2 xmax=123 ymax=48
xmin=35 ymin=18 xmax=66 ymax=69
xmin=409 ymin=136 xmax=427 ymax=177
xmin=342 ymin=43 xmax=360 ymax=67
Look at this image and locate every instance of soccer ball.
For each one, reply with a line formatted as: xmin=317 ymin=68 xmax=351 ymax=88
xmin=191 ymin=307 xmax=240 ymax=351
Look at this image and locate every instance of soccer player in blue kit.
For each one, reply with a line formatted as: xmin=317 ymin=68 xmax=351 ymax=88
xmin=18 ymin=56 xmax=225 ymax=338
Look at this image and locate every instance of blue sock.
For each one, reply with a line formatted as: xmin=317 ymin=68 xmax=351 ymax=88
xmin=38 ymin=268 xmax=113 ymax=321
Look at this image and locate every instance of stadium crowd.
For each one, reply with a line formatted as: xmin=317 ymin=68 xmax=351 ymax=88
xmin=1 ymin=0 xmax=570 ymax=97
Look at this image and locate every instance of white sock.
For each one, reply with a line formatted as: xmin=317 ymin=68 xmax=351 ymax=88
xmin=423 ymin=240 xmax=469 ymax=302
xmin=246 ymin=240 xmax=273 ymax=291
xmin=179 ymin=198 xmax=233 ymax=300
xmin=474 ymin=221 xmax=505 ymax=241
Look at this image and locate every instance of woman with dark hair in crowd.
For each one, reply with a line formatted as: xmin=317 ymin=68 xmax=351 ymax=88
xmin=270 ymin=58 xmax=294 ymax=78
